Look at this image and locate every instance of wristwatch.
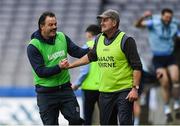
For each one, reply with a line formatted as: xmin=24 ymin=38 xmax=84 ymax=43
xmin=132 ymin=85 xmax=139 ymax=90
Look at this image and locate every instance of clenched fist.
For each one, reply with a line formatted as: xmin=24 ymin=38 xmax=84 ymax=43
xmin=59 ymin=58 xmax=69 ymax=69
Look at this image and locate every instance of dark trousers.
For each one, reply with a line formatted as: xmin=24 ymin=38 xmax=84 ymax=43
xmin=36 ymin=84 xmax=83 ymax=125
xmin=99 ymin=90 xmax=133 ymax=125
xmin=83 ymin=90 xmax=100 ymax=125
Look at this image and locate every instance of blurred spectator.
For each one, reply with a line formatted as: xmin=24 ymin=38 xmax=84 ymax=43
xmin=72 ymin=24 xmax=101 ymax=125
xmin=135 ymin=8 xmax=180 ymax=123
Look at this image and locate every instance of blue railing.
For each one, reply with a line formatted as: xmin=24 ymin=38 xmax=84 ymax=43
xmin=0 ymin=86 xmax=82 ymax=97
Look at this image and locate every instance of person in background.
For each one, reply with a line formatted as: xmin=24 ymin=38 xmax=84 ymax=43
xmin=135 ymin=8 xmax=180 ymax=123
xmin=72 ymin=24 xmax=101 ymax=125
xmin=27 ymin=11 xmax=88 ymax=125
xmin=61 ymin=9 xmax=142 ymax=125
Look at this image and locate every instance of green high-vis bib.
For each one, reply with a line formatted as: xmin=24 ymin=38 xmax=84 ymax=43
xmin=29 ymin=32 xmax=70 ymax=87
xmin=96 ymin=32 xmax=133 ymax=92
xmin=81 ymin=40 xmax=100 ymax=90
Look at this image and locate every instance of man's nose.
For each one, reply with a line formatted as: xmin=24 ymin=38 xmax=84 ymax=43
xmin=53 ymin=25 xmax=57 ymax=29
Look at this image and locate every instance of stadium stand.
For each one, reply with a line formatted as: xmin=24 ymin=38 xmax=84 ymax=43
xmin=0 ymin=0 xmax=179 ymax=86
xmin=0 ymin=0 xmax=101 ymax=86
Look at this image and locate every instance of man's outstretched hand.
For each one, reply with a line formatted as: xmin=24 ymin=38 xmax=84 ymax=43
xmin=59 ymin=58 xmax=70 ymax=69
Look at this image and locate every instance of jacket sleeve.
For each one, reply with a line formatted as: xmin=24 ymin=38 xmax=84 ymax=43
xmin=65 ymin=35 xmax=89 ymax=58
xmin=122 ymin=37 xmax=142 ymax=70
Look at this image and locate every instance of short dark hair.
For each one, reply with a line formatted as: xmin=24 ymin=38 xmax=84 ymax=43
xmin=85 ymin=24 xmax=101 ymax=36
xmin=161 ymin=8 xmax=173 ymax=15
xmin=38 ymin=11 xmax=56 ymax=30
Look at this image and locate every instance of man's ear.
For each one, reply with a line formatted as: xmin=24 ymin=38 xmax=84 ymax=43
xmin=40 ymin=24 xmax=44 ymax=30
xmin=112 ymin=20 xmax=117 ymax=27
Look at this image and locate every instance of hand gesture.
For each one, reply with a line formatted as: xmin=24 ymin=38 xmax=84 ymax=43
xmin=143 ymin=10 xmax=152 ymax=18
xmin=126 ymin=88 xmax=138 ymax=102
xmin=71 ymin=84 xmax=80 ymax=90
xmin=59 ymin=58 xmax=69 ymax=69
